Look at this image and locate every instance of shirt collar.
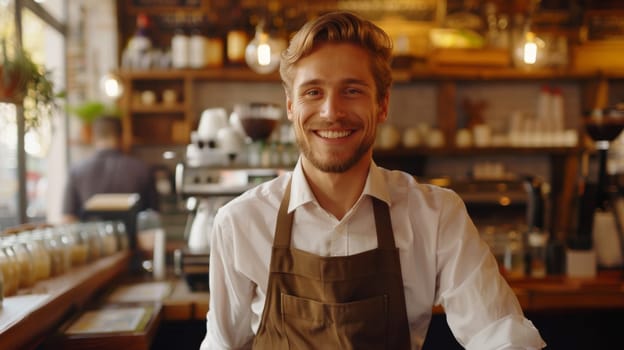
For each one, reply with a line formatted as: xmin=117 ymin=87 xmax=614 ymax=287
xmin=288 ymin=158 xmax=392 ymax=213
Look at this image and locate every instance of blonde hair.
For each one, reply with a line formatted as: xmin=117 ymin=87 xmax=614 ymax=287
xmin=279 ymin=11 xmax=393 ymax=105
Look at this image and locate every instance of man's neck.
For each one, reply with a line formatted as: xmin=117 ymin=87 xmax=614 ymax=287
xmin=301 ymin=156 xmax=372 ymax=220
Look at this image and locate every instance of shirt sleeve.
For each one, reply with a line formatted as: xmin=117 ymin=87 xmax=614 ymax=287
xmin=434 ymin=191 xmax=546 ymax=349
xmin=200 ymin=210 xmax=255 ymax=350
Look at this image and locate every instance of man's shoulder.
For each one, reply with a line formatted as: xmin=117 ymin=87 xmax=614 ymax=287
xmin=216 ymin=173 xmax=290 ymax=219
xmin=379 ymin=167 xmax=460 ymax=202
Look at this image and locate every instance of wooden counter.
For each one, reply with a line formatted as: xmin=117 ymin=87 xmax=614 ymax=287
xmin=3 ymin=252 xmax=624 ymax=349
xmin=508 ymin=270 xmax=624 ymax=312
xmin=0 ymin=251 xmax=131 ymax=350
xmin=161 ymin=270 xmax=624 ymax=320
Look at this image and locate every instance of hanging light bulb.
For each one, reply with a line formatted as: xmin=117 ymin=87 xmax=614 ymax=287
xmin=522 ymin=31 xmax=540 ymax=65
xmin=245 ymin=20 xmax=284 ymax=74
xmin=513 ymin=31 xmax=546 ymax=69
xmin=99 ymin=73 xmax=124 ymax=99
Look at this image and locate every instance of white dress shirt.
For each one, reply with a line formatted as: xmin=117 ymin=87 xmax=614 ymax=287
xmin=201 ymin=160 xmax=546 ymax=350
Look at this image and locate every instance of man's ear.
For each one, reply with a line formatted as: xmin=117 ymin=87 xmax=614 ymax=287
xmin=286 ymin=96 xmax=294 ymax=121
xmin=377 ymin=93 xmax=390 ymax=123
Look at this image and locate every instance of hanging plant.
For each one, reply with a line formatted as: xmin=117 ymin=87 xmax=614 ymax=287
xmin=0 ymin=38 xmax=59 ymax=130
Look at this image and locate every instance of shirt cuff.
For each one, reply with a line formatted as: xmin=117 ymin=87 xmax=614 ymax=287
xmin=464 ymin=314 xmax=546 ymax=350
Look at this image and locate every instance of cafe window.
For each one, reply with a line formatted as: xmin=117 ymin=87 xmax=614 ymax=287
xmin=0 ymin=0 xmax=67 ymax=230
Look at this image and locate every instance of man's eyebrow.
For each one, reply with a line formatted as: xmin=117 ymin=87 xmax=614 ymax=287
xmin=297 ymin=78 xmax=371 ymax=89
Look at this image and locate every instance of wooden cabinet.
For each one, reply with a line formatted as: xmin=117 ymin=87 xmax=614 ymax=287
xmin=119 ymin=71 xmax=191 ymax=147
xmin=118 ymin=68 xmax=279 ymax=149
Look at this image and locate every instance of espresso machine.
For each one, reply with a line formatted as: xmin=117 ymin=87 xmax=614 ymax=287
xmin=173 ymin=103 xmax=289 ymax=291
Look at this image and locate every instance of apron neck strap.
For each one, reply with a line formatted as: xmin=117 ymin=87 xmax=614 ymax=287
xmin=274 ymin=179 xmax=395 ymax=249
xmin=274 ymin=180 xmax=294 ymax=248
xmin=372 ymin=197 xmax=396 ymax=250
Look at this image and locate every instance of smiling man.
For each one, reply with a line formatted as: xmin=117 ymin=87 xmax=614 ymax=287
xmin=201 ymin=11 xmax=545 ymax=350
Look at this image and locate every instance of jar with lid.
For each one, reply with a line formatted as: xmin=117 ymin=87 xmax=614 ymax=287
xmin=0 ymin=266 xmax=4 ymax=307
xmin=5 ymin=235 xmax=36 ymax=289
xmin=80 ymin=222 xmax=103 ymax=261
xmin=97 ymin=221 xmax=119 ymax=256
xmin=55 ymin=227 xmax=74 ymax=272
xmin=42 ymin=228 xmax=68 ymax=276
xmin=114 ymin=221 xmax=130 ymax=251
xmin=64 ymin=224 xmax=89 ymax=266
xmin=24 ymin=230 xmax=52 ymax=281
xmin=0 ymin=238 xmax=20 ymax=296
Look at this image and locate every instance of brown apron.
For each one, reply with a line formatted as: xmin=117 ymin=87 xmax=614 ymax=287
xmin=252 ymin=181 xmax=411 ymax=349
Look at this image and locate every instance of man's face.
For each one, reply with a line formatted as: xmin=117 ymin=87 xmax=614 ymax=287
xmin=286 ymin=43 xmax=388 ymax=173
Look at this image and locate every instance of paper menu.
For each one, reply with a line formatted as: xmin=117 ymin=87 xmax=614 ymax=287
xmin=65 ymin=307 xmax=150 ymax=334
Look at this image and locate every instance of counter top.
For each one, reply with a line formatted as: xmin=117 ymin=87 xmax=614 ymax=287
xmin=0 ymin=251 xmax=131 ymax=350
xmin=3 ymin=253 xmax=624 ymax=350
xmin=160 ymin=271 xmax=624 ymax=319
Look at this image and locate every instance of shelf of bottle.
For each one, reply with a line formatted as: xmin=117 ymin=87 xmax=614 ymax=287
xmin=118 ymin=67 xmax=280 ymax=82
xmin=373 ymin=146 xmax=583 ymax=158
xmin=118 ymin=66 xmax=624 ymax=84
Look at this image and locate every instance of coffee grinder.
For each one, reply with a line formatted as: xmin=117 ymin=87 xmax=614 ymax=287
xmin=575 ymin=110 xmax=624 ymax=272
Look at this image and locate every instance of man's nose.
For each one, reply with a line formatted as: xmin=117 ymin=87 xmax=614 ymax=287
xmin=319 ymin=92 xmax=346 ymax=120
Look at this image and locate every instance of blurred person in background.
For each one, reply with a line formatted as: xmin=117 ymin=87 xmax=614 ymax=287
xmin=61 ymin=115 xmax=159 ymax=223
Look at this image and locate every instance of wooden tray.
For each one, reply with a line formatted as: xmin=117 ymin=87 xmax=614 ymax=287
xmin=42 ymin=302 xmax=162 ymax=350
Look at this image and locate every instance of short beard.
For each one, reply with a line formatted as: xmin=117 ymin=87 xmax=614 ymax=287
xmin=296 ymin=137 xmax=372 ymax=173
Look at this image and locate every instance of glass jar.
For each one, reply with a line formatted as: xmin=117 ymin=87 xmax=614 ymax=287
xmin=0 ymin=265 xmax=4 ymax=306
xmin=42 ymin=228 xmax=67 ymax=276
xmin=0 ymin=238 xmax=20 ymax=296
xmin=54 ymin=227 xmax=73 ymax=272
xmin=114 ymin=221 xmax=130 ymax=252
xmin=65 ymin=224 xmax=89 ymax=266
xmin=98 ymin=221 xmax=118 ymax=256
xmin=80 ymin=222 xmax=103 ymax=261
xmin=6 ymin=234 xmax=36 ymax=289
xmin=25 ymin=230 xmax=52 ymax=281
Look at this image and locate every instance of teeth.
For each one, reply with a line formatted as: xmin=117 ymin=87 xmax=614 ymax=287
xmin=317 ymin=130 xmax=352 ymax=139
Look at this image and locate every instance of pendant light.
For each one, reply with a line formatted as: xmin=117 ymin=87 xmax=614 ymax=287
xmin=245 ymin=19 xmax=284 ymax=74
xmin=99 ymin=72 xmax=123 ymax=99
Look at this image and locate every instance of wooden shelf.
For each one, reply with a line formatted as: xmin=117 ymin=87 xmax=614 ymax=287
xmin=118 ymin=67 xmax=280 ymax=82
xmin=130 ymin=104 xmax=186 ymax=114
xmin=0 ymin=251 xmax=131 ymax=350
xmin=118 ymin=66 xmax=624 ymax=84
xmin=374 ymin=146 xmax=583 ymax=157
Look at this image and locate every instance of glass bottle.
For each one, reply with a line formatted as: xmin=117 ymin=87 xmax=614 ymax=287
xmin=205 ymin=18 xmax=224 ymax=68
xmin=171 ymin=14 xmax=189 ymax=69
xmin=504 ymin=230 xmax=525 ymax=278
xmin=226 ymin=7 xmax=249 ymax=66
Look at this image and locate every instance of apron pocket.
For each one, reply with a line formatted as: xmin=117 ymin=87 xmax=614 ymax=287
xmin=281 ymin=293 xmax=388 ymax=350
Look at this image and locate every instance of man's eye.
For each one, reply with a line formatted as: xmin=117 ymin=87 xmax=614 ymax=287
xmin=304 ymin=89 xmax=320 ymax=97
xmin=345 ymin=88 xmax=362 ymax=95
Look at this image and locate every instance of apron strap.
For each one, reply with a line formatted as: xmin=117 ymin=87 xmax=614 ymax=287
xmin=372 ymin=197 xmax=395 ymax=250
xmin=274 ymin=178 xmax=395 ymax=250
xmin=274 ymin=179 xmax=293 ymax=248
